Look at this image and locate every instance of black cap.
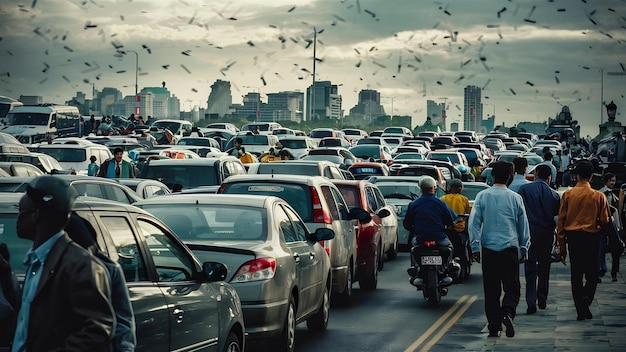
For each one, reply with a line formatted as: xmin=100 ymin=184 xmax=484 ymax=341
xmin=26 ymin=175 xmax=78 ymax=213
xmin=571 ymin=160 xmax=594 ymax=176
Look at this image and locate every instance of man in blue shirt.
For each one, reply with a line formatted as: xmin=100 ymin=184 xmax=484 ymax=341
xmin=518 ymin=164 xmax=560 ymax=315
xmin=508 ymin=157 xmax=530 ymax=193
xmin=12 ymin=176 xmax=115 ymax=352
xmin=403 ymin=176 xmax=458 ymax=282
xmin=469 ymin=161 xmax=530 ymax=338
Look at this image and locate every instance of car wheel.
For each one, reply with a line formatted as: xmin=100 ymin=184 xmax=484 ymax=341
xmin=223 ymin=331 xmax=242 ymax=352
xmin=334 ymin=262 xmax=352 ymax=306
xmin=275 ymin=295 xmax=296 ymax=352
xmin=307 ymin=283 xmax=330 ymax=331
xmin=387 ymin=235 xmax=399 ymax=260
xmin=360 ymin=251 xmax=378 ymax=290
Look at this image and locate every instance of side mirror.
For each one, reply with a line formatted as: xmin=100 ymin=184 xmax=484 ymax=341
xmin=312 ymin=228 xmax=335 ymax=241
xmin=377 ymin=208 xmax=391 ymax=219
xmin=203 ymin=262 xmax=228 ymax=282
xmin=349 ymin=207 xmax=372 ymax=223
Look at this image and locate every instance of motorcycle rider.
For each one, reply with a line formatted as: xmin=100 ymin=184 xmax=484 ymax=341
xmin=404 ymin=176 xmax=458 ymax=285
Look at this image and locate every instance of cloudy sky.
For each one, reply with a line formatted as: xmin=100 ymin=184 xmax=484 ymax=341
xmin=0 ymin=0 xmax=624 ymax=136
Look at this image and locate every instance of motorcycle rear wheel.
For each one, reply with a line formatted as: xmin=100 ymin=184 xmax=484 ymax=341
xmin=424 ymin=269 xmax=441 ymax=306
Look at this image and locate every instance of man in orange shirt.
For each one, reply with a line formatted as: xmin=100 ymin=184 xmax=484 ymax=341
xmin=557 ymin=160 xmax=610 ymax=321
xmin=441 ymin=179 xmax=471 ymax=282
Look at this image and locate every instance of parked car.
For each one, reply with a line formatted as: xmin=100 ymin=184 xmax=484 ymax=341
xmin=395 ymin=164 xmax=447 ymax=190
xmin=318 ymin=137 xmax=351 ymax=149
xmin=341 ymin=128 xmax=368 ymax=144
xmin=115 ymin=178 xmax=171 ymax=198
xmin=223 ymin=133 xmax=280 ymax=157
xmin=176 ymin=136 xmax=221 ymax=149
xmin=0 ymin=175 xmax=144 ymax=204
xmin=135 ymin=194 xmax=334 ymax=351
xmin=333 ymin=180 xmax=398 ymax=274
xmin=31 ymin=142 xmax=114 ymax=175
xmin=304 ymin=147 xmax=358 ymax=167
xmin=139 ymin=156 xmax=247 ymax=191
xmin=275 ymin=136 xmax=318 ymax=159
xmin=347 ymin=162 xmax=390 ymax=180
xmin=0 ymin=194 xmax=245 ymax=352
xmin=348 ymin=144 xmax=393 ymax=165
xmin=247 ymin=160 xmax=347 ymax=180
xmin=205 ymin=122 xmax=239 ymax=134
xmin=219 ymin=174 xmax=364 ymax=305
xmin=0 ymin=161 xmax=45 ymax=176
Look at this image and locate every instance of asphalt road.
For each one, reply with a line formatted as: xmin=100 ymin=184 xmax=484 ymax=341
xmin=247 ymin=252 xmax=485 ymax=352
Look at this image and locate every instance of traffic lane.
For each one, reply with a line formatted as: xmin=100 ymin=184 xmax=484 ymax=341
xmin=246 ymin=252 xmax=484 ymax=352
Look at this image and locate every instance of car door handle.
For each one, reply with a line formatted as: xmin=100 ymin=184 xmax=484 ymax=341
xmin=309 ymin=252 xmax=315 ymax=260
xmin=293 ymin=253 xmax=300 ymax=264
xmin=173 ymin=307 xmax=184 ymax=315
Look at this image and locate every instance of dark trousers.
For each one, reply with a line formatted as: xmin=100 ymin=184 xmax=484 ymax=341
xmin=482 ymin=247 xmax=520 ymax=332
xmin=447 ymin=229 xmax=469 ymax=280
xmin=566 ymin=231 xmax=601 ymax=315
xmin=524 ymin=234 xmax=553 ymax=308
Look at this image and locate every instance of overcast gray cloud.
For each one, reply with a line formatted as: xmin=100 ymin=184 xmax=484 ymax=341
xmin=0 ymin=0 xmax=624 ymax=136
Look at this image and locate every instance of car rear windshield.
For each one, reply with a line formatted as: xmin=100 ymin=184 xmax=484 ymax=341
xmin=310 ymin=130 xmax=334 ymax=138
xmin=376 ymin=184 xmax=422 ymax=199
xmin=279 ymin=139 xmax=307 ymax=149
xmin=140 ymin=204 xmax=268 ymax=241
xmin=238 ymin=135 xmax=269 ymax=145
xmin=397 ymin=167 xmax=438 ymax=179
xmin=256 ymin=164 xmax=319 ymax=176
xmin=349 ymin=167 xmax=384 ymax=176
xmin=349 ymin=145 xmax=380 ymax=159
xmin=141 ymin=165 xmax=217 ymax=189
xmin=38 ymin=147 xmax=86 ymax=162
xmin=221 ymin=182 xmax=312 ymax=221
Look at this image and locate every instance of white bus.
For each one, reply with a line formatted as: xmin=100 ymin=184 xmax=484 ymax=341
xmin=0 ymin=96 xmax=23 ymax=126
xmin=2 ymin=105 xmax=81 ymax=144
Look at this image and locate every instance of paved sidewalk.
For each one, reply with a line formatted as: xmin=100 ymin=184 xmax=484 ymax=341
xmin=477 ymin=253 xmax=626 ymax=352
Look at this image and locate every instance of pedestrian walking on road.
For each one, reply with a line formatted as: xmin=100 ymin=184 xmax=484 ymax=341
xmin=518 ymin=164 xmax=560 ymax=314
xmin=557 ymin=160 xmax=610 ymax=321
xmin=12 ymin=175 xmax=115 ymax=351
xmin=469 ymin=161 xmax=530 ymax=338
xmin=508 ymin=157 xmax=530 ymax=193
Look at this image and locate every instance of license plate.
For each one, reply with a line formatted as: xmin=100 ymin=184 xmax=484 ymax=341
xmin=421 ymin=256 xmax=442 ymax=265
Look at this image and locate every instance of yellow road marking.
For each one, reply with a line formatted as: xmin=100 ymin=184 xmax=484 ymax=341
xmin=419 ymin=295 xmax=478 ymax=352
xmin=403 ymin=295 xmax=469 ymax=352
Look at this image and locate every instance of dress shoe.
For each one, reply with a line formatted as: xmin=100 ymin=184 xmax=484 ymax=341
xmin=584 ymin=307 xmax=592 ymax=319
xmin=538 ymin=300 xmax=546 ymax=309
xmin=502 ymin=315 xmax=515 ymax=337
xmin=488 ymin=330 xmax=501 ymax=337
xmin=597 ymin=277 xmax=602 ymax=283
xmin=577 ymin=315 xmax=586 ymax=321
xmin=526 ymin=306 xmax=537 ymax=315
xmin=612 ymin=275 xmax=618 ymax=282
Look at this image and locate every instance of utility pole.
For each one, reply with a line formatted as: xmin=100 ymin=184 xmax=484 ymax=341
xmin=310 ymin=27 xmax=317 ymax=121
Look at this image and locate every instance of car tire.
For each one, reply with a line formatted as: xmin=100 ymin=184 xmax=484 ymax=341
xmin=334 ymin=262 xmax=352 ymax=306
xmin=223 ymin=331 xmax=242 ymax=352
xmin=387 ymin=235 xmax=399 ymax=260
xmin=307 ymin=283 xmax=330 ymax=331
xmin=360 ymin=251 xmax=378 ymax=290
xmin=275 ymin=295 xmax=296 ymax=352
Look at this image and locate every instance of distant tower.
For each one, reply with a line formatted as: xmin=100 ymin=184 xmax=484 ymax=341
xmin=207 ymin=80 xmax=233 ymax=119
xmin=464 ymin=85 xmax=482 ymax=132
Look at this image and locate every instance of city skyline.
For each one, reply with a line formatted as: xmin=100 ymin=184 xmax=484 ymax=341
xmin=1 ymin=0 xmax=624 ymax=137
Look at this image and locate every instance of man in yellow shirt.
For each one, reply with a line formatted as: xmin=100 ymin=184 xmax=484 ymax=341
xmin=441 ymin=179 xmax=471 ymax=282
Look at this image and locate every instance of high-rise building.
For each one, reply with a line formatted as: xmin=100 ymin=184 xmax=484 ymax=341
xmin=306 ymin=81 xmax=342 ymax=120
xmin=206 ymin=80 xmax=232 ymax=119
xmin=348 ymin=89 xmax=385 ymax=123
xmin=463 ymin=85 xmax=482 ymax=132
xmin=266 ymin=91 xmax=304 ymax=122
xmin=141 ymin=87 xmax=174 ymax=118
xmin=426 ymin=100 xmax=446 ymax=127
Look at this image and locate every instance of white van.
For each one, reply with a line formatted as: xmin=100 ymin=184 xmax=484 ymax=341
xmin=0 ymin=96 xmax=23 ymax=126
xmin=32 ymin=142 xmax=113 ymax=175
xmin=241 ymin=122 xmax=282 ymax=135
xmin=2 ymin=105 xmax=81 ymax=144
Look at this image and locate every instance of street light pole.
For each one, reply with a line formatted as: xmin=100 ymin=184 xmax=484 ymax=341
xmin=126 ymin=50 xmax=139 ymax=116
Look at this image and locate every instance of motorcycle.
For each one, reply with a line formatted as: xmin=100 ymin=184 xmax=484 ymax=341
xmin=407 ymin=241 xmax=460 ymax=306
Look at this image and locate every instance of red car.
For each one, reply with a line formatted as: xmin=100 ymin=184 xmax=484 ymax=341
xmin=333 ymin=180 xmax=399 ymax=290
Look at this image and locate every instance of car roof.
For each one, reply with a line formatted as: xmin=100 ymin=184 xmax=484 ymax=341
xmin=135 ymin=193 xmax=282 ymax=208
xmin=223 ymin=174 xmax=331 ymax=185
xmin=145 ymin=157 xmax=234 ymax=166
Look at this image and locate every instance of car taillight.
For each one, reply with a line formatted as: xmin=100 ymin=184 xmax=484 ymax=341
xmin=318 ymin=240 xmax=331 ymax=256
xmin=310 ymin=186 xmax=331 ymax=224
xmin=217 ymin=183 xmax=227 ymax=193
xmin=232 ymin=258 xmax=276 ymax=282
xmin=423 ymin=240 xmax=437 ymax=247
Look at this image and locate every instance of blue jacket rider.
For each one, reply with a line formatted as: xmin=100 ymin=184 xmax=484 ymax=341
xmin=403 ymin=176 xmax=458 ymax=247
